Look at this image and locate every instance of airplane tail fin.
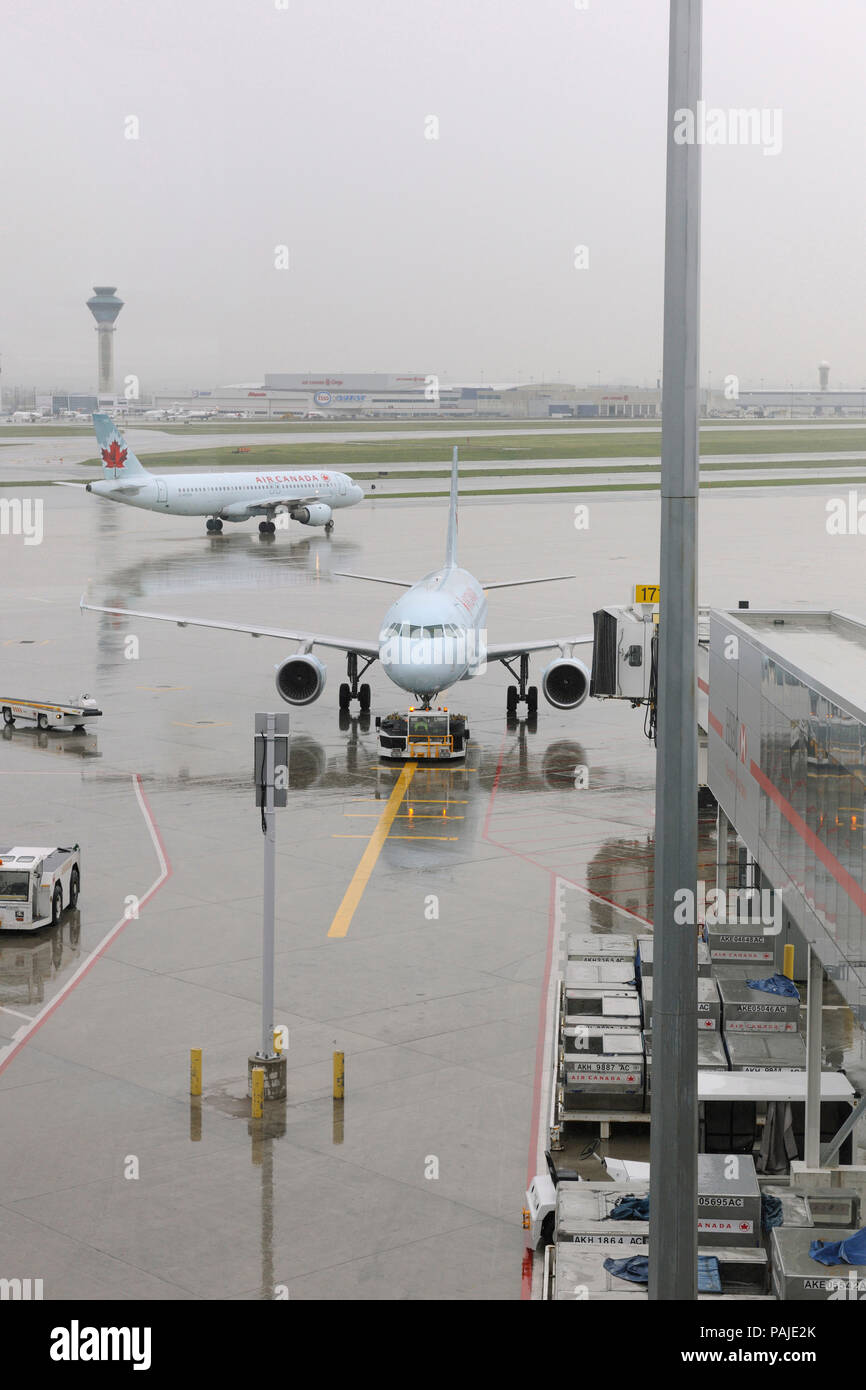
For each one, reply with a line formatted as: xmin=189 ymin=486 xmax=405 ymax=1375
xmin=93 ymin=413 xmax=151 ymax=481
xmin=445 ymin=446 xmax=459 ymax=568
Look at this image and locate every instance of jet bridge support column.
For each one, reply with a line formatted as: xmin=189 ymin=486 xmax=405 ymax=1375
xmin=804 ymin=946 xmax=824 ymax=1168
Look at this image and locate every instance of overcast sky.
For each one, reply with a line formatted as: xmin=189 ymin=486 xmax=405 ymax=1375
xmin=3 ymin=0 xmax=865 ymax=393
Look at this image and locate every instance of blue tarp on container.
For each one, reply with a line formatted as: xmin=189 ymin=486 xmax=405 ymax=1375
xmin=809 ymin=1227 xmax=866 ymax=1266
xmin=745 ymin=973 xmax=800 ymax=998
xmin=610 ymin=1195 xmax=650 ymax=1221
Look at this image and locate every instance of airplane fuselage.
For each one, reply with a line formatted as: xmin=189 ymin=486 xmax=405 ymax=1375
xmin=88 ymin=469 xmax=362 ymax=519
xmin=379 ymin=564 xmax=488 ymax=702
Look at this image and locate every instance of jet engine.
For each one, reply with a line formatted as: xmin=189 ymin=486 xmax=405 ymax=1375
xmin=541 ymin=656 xmax=590 ymax=710
xmin=275 ymin=654 xmax=327 ymax=705
xmin=294 ymin=503 xmax=332 ymax=527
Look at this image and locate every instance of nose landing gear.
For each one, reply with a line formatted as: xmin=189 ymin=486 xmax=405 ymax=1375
xmin=258 ymin=520 xmax=277 ymax=534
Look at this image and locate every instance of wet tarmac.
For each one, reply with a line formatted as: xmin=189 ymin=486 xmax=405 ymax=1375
xmin=0 ymin=482 xmax=865 ymax=1299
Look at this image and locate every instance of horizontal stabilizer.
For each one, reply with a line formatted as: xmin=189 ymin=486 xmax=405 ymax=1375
xmin=331 ymin=571 xmax=412 ymax=589
xmin=482 ymin=574 xmax=575 ymax=591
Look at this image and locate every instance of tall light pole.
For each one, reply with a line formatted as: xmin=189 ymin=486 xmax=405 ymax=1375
xmin=648 ymin=0 xmax=702 ymax=1302
xmin=251 ymin=712 xmax=289 ymax=1101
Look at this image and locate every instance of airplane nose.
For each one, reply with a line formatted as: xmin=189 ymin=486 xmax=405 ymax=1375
xmin=384 ymin=658 xmax=463 ymax=696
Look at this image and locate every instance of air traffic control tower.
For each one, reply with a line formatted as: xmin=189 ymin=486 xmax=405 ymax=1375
xmin=86 ymin=285 xmax=124 ymax=397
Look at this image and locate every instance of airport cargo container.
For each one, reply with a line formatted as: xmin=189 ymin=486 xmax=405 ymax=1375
xmin=636 ymin=933 xmax=712 ymax=978
xmin=719 ymin=977 xmax=800 ymax=1032
xmin=641 ymin=973 xmax=721 ymax=1029
xmin=770 ymin=1226 xmax=866 ymax=1300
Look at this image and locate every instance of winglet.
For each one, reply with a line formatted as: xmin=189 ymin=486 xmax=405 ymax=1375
xmin=445 ymin=446 xmax=459 ymax=568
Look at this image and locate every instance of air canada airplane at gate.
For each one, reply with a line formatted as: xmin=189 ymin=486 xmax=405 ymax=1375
xmin=82 ymin=448 xmax=593 ymax=718
xmin=82 ymin=414 xmax=363 ymax=534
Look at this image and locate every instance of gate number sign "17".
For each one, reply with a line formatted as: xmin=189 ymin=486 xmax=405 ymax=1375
xmin=634 ymin=584 xmax=660 ymax=604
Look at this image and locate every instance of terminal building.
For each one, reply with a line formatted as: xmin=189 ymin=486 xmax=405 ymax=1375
xmin=150 ymin=374 xmax=664 ymax=420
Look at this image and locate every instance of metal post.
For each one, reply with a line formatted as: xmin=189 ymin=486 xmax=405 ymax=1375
xmin=804 ymin=946 xmax=824 ymax=1168
xmin=715 ymin=805 xmax=728 ymax=895
xmin=648 ymin=0 xmax=702 ymax=1302
xmin=262 ymin=713 xmax=276 ymax=1060
xmin=249 ymin=713 xmax=288 ymax=1101
xmin=821 ymin=1090 xmax=866 ymax=1167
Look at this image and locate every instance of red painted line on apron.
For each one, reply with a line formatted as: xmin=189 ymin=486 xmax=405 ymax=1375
xmin=481 ymin=734 xmax=506 ymax=841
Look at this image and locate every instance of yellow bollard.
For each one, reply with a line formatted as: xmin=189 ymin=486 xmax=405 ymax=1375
xmin=783 ymin=944 xmax=795 ymax=981
xmin=333 ymin=1050 xmax=345 ymax=1100
xmin=251 ymin=1066 xmax=264 ymax=1119
xmin=190 ymin=1048 xmax=202 ymax=1097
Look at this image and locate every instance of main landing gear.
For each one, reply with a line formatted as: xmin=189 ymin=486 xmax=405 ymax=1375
xmin=258 ymin=519 xmax=277 ymax=534
xmin=325 ymin=519 xmax=335 ymax=535
xmin=206 ymin=517 xmax=223 ymax=533
xmin=502 ymin=653 xmax=538 ymax=722
xmin=338 ymin=651 xmax=375 ymax=714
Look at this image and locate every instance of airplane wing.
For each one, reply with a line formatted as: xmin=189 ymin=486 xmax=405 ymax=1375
xmin=79 ymin=599 xmax=380 ymax=658
xmin=481 ymin=575 xmax=575 ymax=590
xmin=237 ymin=492 xmax=326 ymax=517
xmin=485 ymin=634 xmax=594 ymax=661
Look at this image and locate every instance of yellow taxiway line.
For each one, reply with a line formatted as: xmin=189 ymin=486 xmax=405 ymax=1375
xmin=328 ymin=762 xmax=417 ymax=938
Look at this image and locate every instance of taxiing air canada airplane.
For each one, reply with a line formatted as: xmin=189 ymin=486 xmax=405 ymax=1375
xmin=84 ymin=413 xmax=364 ymax=534
xmin=82 ymin=448 xmax=593 ymax=717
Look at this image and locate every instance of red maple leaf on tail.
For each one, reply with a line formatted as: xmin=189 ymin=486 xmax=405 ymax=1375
xmin=101 ymin=441 xmax=127 ymax=471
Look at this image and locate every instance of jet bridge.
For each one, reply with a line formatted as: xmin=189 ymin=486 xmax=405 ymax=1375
xmin=707 ymin=608 xmax=866 ymax=1173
